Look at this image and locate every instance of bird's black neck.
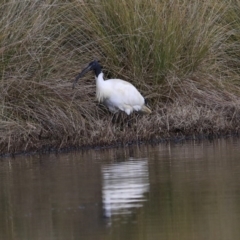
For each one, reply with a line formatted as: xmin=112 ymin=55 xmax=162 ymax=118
xmin=93 ymin=63 xmax=102 ymax=77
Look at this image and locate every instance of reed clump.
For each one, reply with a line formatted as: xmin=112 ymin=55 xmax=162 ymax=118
xmin=1 ymin=0 xmax=240 ymax=155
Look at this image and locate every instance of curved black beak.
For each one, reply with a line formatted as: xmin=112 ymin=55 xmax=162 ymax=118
xmin=72 ymin=65 xmax=91 ymax=89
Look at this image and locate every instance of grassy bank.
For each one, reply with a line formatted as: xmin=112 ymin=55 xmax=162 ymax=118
xmin=1 ymin=0 xmax=240 ymax=155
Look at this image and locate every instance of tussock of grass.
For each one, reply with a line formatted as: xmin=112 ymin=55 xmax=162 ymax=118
xmin=1 ymin=0 xmax=240 ymax=155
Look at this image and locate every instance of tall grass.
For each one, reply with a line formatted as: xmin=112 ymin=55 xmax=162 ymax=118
xmin=0 ymin=0 xmax=240 ymax=155
xmin=81 ymin=0 xmax=226 ymax=82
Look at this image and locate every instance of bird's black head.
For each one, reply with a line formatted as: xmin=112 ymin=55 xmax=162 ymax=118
xmin=73 ymin=60 xmax=102 ymax=89
xmin=87 ymin=60 xmax=102 ymax=77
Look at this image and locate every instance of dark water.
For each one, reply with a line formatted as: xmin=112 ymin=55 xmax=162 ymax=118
xmin=1 ymin=138 xmax=240 ymax=240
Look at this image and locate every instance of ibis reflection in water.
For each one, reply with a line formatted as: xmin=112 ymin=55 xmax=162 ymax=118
xmin=101 ymin=159 xmax=149 ymax=219
xmin=73 ymin=60 xmax=151 ymax=115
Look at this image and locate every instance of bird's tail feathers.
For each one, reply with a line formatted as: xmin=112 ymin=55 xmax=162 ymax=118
xmin=141 ymin=105 xmax=152 ymax=114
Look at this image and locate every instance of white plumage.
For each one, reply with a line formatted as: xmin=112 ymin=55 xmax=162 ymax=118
xmin=73 ymin=60 xmax=151 ymax=115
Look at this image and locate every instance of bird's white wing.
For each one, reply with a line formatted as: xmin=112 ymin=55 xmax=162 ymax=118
xmin=105 ymin=79 xmax=144 ymax=106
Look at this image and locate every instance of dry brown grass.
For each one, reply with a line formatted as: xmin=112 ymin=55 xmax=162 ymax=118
xmin=1 ymin=0 xmax=240 ymax=155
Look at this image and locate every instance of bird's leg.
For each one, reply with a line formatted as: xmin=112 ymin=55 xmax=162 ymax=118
xmin=111 ymin=112 xmax=121 ymax=124
xmin=126 ymin=114 xmax=135 ymax=128
xmin=120 ymin=112 xmax=128 ymax=130
xmin=112 ymin=112 xmax=127 ymax=131
xmin=111 ymin=112 xmax=136 ymax=130
xmin=111 ymin=113 xmax=116 ymax=124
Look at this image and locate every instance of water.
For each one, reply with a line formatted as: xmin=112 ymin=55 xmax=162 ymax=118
xmin=1 ymin=138 xmax=240 ymax=240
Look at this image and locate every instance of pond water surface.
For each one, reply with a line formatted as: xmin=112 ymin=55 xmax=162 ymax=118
xmin=1 ymin=138 xmax=240 ymax=240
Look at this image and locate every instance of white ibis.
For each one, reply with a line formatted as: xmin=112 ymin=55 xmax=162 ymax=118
xmin=73 ymin=60 xmax=151 ymax=115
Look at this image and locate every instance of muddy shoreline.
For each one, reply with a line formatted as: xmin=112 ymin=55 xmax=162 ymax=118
xmin=1 ymin=130 xmax=238 ymax=158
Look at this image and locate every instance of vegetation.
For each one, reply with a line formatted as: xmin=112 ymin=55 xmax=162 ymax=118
xmin=1 ymin=0 xmax=240 ymax=155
